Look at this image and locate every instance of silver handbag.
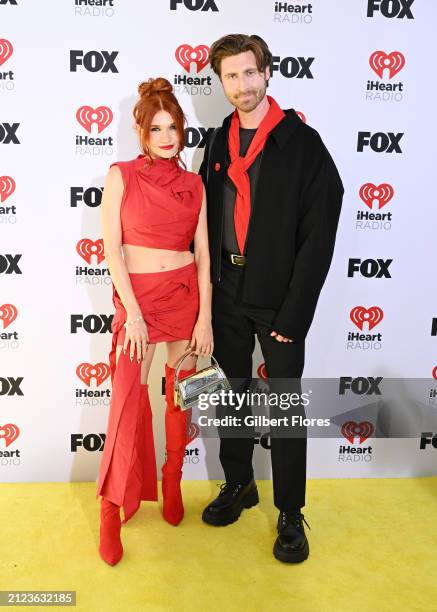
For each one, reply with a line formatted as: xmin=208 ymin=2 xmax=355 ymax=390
xmin=174 ymin=350 xmax=231 ymax=410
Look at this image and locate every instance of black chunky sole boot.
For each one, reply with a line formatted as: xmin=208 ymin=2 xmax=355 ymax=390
xmin=202 ymin=480 xmax=259 ymax=526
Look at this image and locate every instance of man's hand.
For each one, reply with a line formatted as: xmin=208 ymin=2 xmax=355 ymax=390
xmin=270 ymin=331 xmax=294 ymax=343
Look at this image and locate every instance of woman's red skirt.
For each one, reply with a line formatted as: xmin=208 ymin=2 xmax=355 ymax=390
xmin=95 ymin=261 xmax=199 ymax=518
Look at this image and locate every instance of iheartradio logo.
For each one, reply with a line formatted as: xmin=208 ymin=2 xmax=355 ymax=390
xmin=187 ymin=422 xmax=200 ymax=444
xmin=350 ymin=306 xmax=383 ymax=331
xmin=296 ymin=111 xmax=307 ymax=124
xmin=257 ymin=363 xmax=268 ymax=381
xmin=76 ymin=362 xmax=110 ymax=387
xmin=0 ymin=39 xmax=13 ymax=66
xmin=0 ymin=303 xmax=17 ymax=329
xmin=175 ymin=44 xmax=209 ymax=73
xmin=369 ymin=51 xmax=405 ymax=79
xmin=76 ymin=105 xmax=113 ymax=134
xmin=341 ymin=420 xmax=374 ymax=444
xmin=0 ymin=423 xmax=20 ymax=447
xmin=0 ymin=176 xmax=15 ymax=202
xmin=359 ymin=183 xmax=394 ymax=209
xmin=76 ymin=238 xmax=105 ymax=264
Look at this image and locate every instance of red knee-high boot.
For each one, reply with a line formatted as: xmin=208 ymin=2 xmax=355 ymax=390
xmin=122 ymin=383 xmax=158 ymax=525
xmin=162 ymin=362 xmax=196 ymax=526
xmin=99 ymin=498 xmax=123 ymax=566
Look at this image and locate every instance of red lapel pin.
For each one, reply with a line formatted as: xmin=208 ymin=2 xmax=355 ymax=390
xmin=214 ymin=162 xmax=221 ymax=171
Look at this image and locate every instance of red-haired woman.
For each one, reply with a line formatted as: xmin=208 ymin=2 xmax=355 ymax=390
xmin=95 ymin=77 xmax=213 ymax=565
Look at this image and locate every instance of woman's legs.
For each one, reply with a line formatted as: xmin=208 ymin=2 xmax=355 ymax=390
xmin=99 ymin=343 xmax=156 ymax=566
xmin=115 ymin=342 xmax=156 ymax=384
xmin=121 ymin=342 xmax=158 ymax=524
xmin=162 ymin=340 xmax=197 ymax=525
xmin=166 ymin=340 xmax=197 ymax=371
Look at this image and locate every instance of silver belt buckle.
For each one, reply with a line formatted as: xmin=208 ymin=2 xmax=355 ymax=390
xmin=230 ymin=253 xmax=246 ymax=266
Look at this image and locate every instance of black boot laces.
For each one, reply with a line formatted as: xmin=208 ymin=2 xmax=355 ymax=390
xmin=280 ymin=511 xmax=311 ymax=531
xmin=217 ymin=482 xmax=242 ymax=497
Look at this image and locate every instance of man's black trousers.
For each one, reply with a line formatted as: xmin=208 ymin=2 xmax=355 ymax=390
xmin=211 ymin=256 xmax=307 ymax=511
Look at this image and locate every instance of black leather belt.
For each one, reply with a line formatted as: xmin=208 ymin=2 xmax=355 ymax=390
xmin=222 ymin=251 xmax=247 ymax=267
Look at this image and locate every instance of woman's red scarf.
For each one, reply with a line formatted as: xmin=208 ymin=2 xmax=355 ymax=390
xmin=227 ymin=95 xmax=285 ymax=254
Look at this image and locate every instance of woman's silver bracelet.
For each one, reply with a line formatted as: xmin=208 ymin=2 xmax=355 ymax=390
xmin=123 ymin=316 xmax=144 ymax=329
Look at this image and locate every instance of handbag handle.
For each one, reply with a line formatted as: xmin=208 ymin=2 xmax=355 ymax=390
xmin=174 ymin=350 xmax=220 ymax=387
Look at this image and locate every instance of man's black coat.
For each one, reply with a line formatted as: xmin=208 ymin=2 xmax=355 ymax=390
xmin=198 ymin=108 xmax=344 ymax=343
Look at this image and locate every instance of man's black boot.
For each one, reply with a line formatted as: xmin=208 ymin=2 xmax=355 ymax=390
xmin=202 ymin=479 xmax=259 ymax=526
xmin=273 ymin=511 xmax=310 ymax=563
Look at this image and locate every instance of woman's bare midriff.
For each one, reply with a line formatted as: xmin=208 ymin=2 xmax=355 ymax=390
xmin=122 ymin=244 xmax=194 ymax=273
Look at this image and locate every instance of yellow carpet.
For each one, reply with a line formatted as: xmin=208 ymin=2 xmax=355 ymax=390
xmin=0 ymin=478 xmax=436 ymax=612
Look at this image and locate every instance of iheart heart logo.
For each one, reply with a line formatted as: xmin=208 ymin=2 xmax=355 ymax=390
xmin=76 ymin=106 xmax=113 ymax=134
xmin=359 ymin=183 xmax=394 ymax=209
xmin=187 ymin=422 xmax=200 ymax=444
xmin=369 ymin=51 xmax=405 ymax=79
xmin=296 ymin=111 xmax=307 ymax=124
xmin=341 ymin=421 xmax=374 ymax=444
xmin=0 ymin=176 xmax=16 ymax=202
xmin=0 ymin=423 xmax=20 ymax=447
xmin=175 ymin=44 xmax=209 ymax=73
xmin=76 ymin=363 xmax=110 ymax=387
xmin=0 ymin=39 xmax=13 ymax=66
xmin=0 ymin=303 xmax=18 ymax=329
xmin=257 ymin=363 xmax=268 ymax=381
xmin=76 ymin=238 xmax=105 ymax=264
xmin=350 ymin=306 xmax=384 ymax=331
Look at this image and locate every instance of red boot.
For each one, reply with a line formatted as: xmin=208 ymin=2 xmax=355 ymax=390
xmin=122 ymin=383 xmax=158 ymax=525
xmin=99 ymin=498 xmax=123 ymax=566
xmin=162 ymin=362 xmax=196 ymax=526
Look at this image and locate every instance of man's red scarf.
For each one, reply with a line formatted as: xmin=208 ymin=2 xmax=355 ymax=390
xmin=227 ymin=95 xmax=285 ymax=254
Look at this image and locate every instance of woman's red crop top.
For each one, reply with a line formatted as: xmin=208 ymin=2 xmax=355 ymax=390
xmin=110 ymin=155 xmax=203 ymax=251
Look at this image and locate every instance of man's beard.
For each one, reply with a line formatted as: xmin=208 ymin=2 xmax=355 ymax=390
xmin=231 ymin=80 xmax=267 ymax=112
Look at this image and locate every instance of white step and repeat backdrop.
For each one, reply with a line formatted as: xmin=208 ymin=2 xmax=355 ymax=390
xmin=1 ymin=0 xmax=436 ymax=483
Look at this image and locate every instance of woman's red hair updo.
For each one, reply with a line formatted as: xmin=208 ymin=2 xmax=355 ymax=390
xmin=133 ymin=77 xmax=186 ymax=166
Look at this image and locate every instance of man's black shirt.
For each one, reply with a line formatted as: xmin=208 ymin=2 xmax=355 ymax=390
xmin=222 ymin=127 xmax=262 ymax=255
